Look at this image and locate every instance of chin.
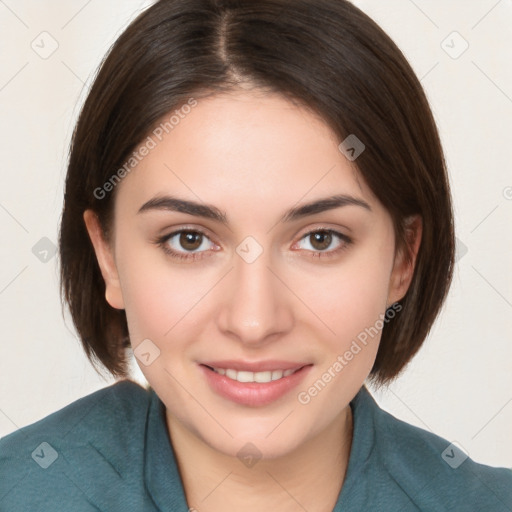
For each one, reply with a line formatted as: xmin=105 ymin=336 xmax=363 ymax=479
xmin=207 ymin=429 xmax=305 ymax=462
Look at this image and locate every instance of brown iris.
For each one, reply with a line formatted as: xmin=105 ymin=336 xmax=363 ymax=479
xmin=180 ymin=231 xmax=203 ymax=251
xmin=309 ymin=231 xmax=332 ymax=251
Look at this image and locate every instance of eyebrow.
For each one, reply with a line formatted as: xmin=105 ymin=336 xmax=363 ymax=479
xmin=137 ymin=193 xmax=371 ymax=225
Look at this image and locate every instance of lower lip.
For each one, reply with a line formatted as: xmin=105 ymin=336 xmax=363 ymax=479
xmin=200 ymin=364 xmax=312 ymax=407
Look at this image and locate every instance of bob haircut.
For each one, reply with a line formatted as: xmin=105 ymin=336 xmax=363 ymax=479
xmin=59 ymin=0 xmax=455 ymax=386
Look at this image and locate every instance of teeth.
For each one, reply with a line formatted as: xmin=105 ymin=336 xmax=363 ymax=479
xmin=226 ymin=369 xmax=237 ymax=380
xmin=212 ymin=367 xmax=298 ymax=383
xmin=255 ymin=371 xmax=272 ymax=383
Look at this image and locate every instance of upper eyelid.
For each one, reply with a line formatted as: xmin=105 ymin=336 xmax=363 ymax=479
xmin=161 ymin=226 xmax=350 ymax=250
xmin=293 ymin=229 xmax=351 ymax=250
xmin=163 ymin=229 xmax=218 ymax=249
xmin=162 ymin=225 xmax=348 ymax=238
xmin=161 ymin=225 xmax=217 ymax=242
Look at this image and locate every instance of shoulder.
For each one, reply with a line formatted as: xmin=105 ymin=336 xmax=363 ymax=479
xmin=0 ymin=379 xmax=151 ymax=452
xmin=368 ymin=390 xmax=512 ymax=510
xmin=0 ymin=379 xmax=153 ymax=511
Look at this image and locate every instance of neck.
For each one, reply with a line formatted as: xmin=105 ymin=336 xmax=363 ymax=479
xmin=166 ymin=406 xmax=353 ymax=512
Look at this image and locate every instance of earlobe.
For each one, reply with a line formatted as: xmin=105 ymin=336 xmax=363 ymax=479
xmin=83 ymin=210 xmax=125 ymax=310
xmin=387 ymin=215 xmax=422 ymax=305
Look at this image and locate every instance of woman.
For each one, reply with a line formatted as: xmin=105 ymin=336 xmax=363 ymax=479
xmin=1 ymin=0 xmax=511 ymax=510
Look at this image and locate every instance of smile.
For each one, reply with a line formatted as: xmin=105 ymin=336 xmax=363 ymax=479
xmin=200 ymin=363 xmax=312 ymax=406
xmin=208 ymin=367 xmax=301 ymax=383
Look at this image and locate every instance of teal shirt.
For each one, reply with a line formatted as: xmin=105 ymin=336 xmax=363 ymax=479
xmin=1 ymin=380 xmax=511 ymax=511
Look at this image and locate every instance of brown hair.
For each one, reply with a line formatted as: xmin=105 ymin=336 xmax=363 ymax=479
xmin=59 ymin=0 xmax=454 ymax=385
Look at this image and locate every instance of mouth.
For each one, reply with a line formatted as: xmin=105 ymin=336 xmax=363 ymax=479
xmin=204 ymin=365 xmax=302 ymax=383
xmin=199 ymin=361 xmax=312 ymax=407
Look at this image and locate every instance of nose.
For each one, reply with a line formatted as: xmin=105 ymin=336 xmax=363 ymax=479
xmin=216 ymin=249 xmax=294 ymax=346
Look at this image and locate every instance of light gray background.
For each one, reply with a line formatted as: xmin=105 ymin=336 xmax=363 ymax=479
xmin=0 ymin=0 xmax=511 ymax=467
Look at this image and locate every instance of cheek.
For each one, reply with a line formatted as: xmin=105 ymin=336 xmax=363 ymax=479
xmin=113 ymin=238 xmax=176 ymax=336
xmin=300 ymin=247 xmax=394 ymax=351
xmin=294 ymin=240 xmax=394 ymax=374
xmin=294 ymin=250 xmax=395 ymax=414
xmin=116 ymin=245 xmax=218 ymax=349
xmin=121 ymin=271 xmax=187 ymax=339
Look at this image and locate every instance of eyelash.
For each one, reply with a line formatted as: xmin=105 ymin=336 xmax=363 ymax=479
xmin=154 ymin=228 xmax=353 ymax=262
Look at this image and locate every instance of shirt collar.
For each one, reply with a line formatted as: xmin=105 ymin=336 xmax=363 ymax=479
xmin=333 ymin=384 xmax=378 ymax=509
xmin=144 ymin=384 xmax=377 ymax=511
xmin=144 ymin=388 xmax=190 ymax=511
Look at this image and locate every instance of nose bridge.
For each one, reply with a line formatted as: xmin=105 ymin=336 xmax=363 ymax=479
xmin=217 ymin=244 xmax=293 ymax=344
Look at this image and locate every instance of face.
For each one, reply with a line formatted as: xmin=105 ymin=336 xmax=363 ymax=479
xmin=85 ymin=90 xmax=418 ymax=460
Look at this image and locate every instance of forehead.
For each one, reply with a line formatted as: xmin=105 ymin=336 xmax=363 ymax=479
xmin=115 ymin=90 xmax=376 ymax=215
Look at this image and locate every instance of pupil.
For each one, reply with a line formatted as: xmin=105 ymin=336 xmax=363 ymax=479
xmin=180 ymin=232 xmax=202 ymax=250
xmin=311 ymin=231 xmax=331 ymax=250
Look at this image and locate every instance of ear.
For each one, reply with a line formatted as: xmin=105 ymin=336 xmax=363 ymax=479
xmin=83 ymin=210 xmax=125 ymax=310
xmin=387 ymin=215 xmax=422 ymax=305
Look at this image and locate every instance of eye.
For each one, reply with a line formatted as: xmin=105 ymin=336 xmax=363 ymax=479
xmin=157 ymin=229 xmax=218 ymax=260
xmin=168 ymin=231 xmax=210 ymax=252
xmin=155 ymin=227 xmax=351 ymax=262
xmin=295 ymin=229 xmax=352 ymax=256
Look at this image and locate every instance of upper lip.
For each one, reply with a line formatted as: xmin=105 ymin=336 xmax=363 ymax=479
xmin=201 ymin=360 xmax=309 ymax=372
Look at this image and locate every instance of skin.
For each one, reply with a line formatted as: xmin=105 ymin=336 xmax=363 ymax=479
xmin=84 ymin=89 xmax=421 ymax=512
